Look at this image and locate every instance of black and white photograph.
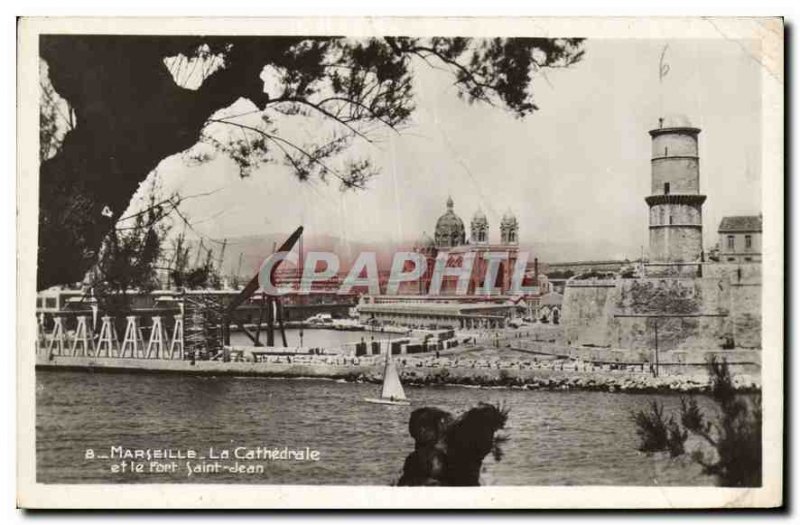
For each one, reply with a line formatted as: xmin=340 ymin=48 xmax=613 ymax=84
xmin=15 ymin=16 xmax=784 ymax=509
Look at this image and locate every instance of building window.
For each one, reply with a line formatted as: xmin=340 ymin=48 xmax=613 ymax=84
xmin=744 ymin=257 xmax=752 ymax=262
xmin=664 ymin=182 xmax=670 ymax=195
xmin=727 ymin=235 xmax=735 ymax=250
xmin=669 ymin=216 xmax=673 ymax=225
xmin=745 ymin=234 xmax=752 ymax=250
xmin=36 ymin=298 xmax=42 ymax=308
xmin=45 ymin=297 xmax=57 ymax=309
xmin=727 ymin=257 xmax=736 ymax=262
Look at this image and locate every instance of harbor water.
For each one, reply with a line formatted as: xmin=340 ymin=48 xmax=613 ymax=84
xmin=36 ymin=369 xmax=716 ymax=485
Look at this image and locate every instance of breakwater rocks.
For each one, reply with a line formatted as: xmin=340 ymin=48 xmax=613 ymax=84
xmin=345 ymin=366 xmax=761 ymax=394
xmin=37 ymin=355 xmax=760 ymax=394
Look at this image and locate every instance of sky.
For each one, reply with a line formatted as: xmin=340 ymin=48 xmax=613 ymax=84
xmin=128 ymin=37 xmax=763 ymax=263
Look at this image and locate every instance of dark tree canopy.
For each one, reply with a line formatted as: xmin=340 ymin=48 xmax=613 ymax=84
xmin=38 ymin=35 xmax=584 ymax=290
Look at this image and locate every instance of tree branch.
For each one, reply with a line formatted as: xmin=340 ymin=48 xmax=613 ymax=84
xmin=271 ymin=98 xmax=375 ymax=143
xmin=206 ymin=117 xmax=366 ymax=189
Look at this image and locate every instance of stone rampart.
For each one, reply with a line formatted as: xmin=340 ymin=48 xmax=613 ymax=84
xmin=563 ymin=263 xmax=761 ymax=353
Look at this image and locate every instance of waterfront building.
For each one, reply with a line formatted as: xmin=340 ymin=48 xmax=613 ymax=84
xmin=718 ymin=215 xmax=763 ymax=263
xmin=36 ymin=286 xmax=85 ymax=317
xmin=536 ymin=292 xmax=563 ymax=324
xmin=36 ymin=286 xmax=355 ymax=331
xmin=356 ymin=295 xmax=519 ymax=330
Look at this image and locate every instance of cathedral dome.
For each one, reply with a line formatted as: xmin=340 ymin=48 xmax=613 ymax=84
xmin=434 ymin=196 xmax=466 ymax=248
xmin=501 ymin=209 xmax=517 ymax=225
xmin=473 ymin=209 xmax=487 ymax=221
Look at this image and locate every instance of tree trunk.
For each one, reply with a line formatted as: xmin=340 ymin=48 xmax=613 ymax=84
xmin=37 ymin=35 xmax=288 ymax=290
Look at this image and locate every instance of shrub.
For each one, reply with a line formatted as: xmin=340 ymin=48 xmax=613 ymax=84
xmin=631 ymin=358 xmax=761 ymax=487
xmin=631 ymin=400 xmax=687 ymax=457
xmin=681 ymin=359 xmax=762 ymax=487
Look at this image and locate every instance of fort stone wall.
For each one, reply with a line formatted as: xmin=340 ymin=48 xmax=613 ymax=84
xmin=563 ymin=263 xmax=761 ymax=354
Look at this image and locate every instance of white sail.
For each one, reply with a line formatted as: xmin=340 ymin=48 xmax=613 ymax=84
xmin=380 ymin=353 xmax=407 ymax=401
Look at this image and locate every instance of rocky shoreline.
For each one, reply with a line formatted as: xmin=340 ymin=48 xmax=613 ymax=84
xmin=36 ymin=354 xmax=761 ymax=395
xmin=332 ymin=367 xmax=760 ymax=395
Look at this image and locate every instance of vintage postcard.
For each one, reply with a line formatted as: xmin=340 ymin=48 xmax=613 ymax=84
xmin=16 ymin=17 xmax=784 ymax=508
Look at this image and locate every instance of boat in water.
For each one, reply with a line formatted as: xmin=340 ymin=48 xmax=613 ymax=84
xmin=305 ymin=313 xmax=334 ymax=326
xmin=365 ymin=348 xmax=410 ymax=406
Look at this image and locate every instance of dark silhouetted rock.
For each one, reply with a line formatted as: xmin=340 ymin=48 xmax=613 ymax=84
xmin=397 ymin=403 xmax=508 ymax=486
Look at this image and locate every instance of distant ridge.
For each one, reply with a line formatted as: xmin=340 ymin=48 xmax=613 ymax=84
xmin=207 ymin=233 xmax=637 ymax=279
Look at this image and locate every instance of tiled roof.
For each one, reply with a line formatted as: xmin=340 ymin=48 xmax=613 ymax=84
xmin=718 ymin=215 xmax=762 ymax=233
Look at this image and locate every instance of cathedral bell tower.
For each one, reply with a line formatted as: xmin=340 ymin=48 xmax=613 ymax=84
xmin=646 ymin=115 xmax=706 ymax=273
xmin=500 ymin=210 xmax=518 ymax=245
xmin=471 ymin=209 xmax=489 ymax=244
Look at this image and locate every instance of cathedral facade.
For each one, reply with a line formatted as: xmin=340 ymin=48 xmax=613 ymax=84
xmin=408 ymin=197 xmax=527 ymax=297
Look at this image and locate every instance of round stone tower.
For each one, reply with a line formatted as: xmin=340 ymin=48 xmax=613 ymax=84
xmin=646 ymin=114 xmax=706 ymax=267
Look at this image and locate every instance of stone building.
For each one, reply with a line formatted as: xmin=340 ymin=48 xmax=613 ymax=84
xmin=718 ymin=215 xmax=763 ymax=263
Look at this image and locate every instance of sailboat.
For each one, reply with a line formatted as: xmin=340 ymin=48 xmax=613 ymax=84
xmin=364 ymin=347 xmax=410 ymax=406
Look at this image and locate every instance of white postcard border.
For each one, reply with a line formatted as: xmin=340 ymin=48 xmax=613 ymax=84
xmin=16 ymin=16 xmax=784 ymax=509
